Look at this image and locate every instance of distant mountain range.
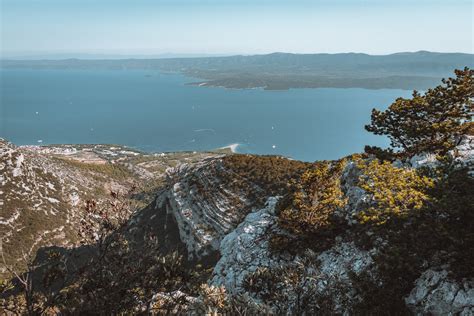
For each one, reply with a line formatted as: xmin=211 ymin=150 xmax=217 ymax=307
xmin=2 ymin=51 xmax=473 ymax=90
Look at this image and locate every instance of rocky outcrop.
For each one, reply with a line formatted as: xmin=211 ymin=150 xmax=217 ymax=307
xmin=209 ymin=196 xmax=375 ymax=313
xmin=339 ymin=160 xmax=372 ymax=225
xmin=210 ymin=197 xmax=281 ymax=293
xmin=406 ymin=269 xmax=474 ymax=315
xmin=155 ymin=157 xmax=271 ymax=260
xmin=454 ymin=136 xmax=474 ymax=175
xmin=3 ymin=134 xmax=473 ymax=312
xmin=409 ymin=135 xmax=474 ymax=171
xmin=203 ymin=138 xmax=473 ymax=313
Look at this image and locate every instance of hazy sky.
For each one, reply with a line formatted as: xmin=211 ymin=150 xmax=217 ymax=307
xmin=1 ymin=0 xmax=473 ymax=57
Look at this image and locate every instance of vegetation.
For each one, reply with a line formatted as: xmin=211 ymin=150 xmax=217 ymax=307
xmin=278 ymin=160 xmax=347 ymax=233
xmin=0 ymin=164 xmax=77 ymax=278
xmin=271 ymin=159 xmax=347 ymax=253
xmin=349 ymin=70 xmax=473 ymax=311
xmin=351 ymin=164 xmax=474 ymax=313
xmin=221 ymin=154 xmax=311 ymax=207
xmin=243 ymin=257 xmax=349 ymax=315
xmin=188 ymin=284 xmax=270 ymax=315
xmin=365 ymin=67 xmax=473 ymax=161
xmin=54 ymin=157 xmax=134 ymax=180
xmin=244 ymin=264 xmax=325 ymax=314
xmin=265 ymin=69 xmax=473 ymax=312
xmin=355 ymin=158 xmax=434 ymax=225
xmin=1 ymin=189 xmax=198 ymax=314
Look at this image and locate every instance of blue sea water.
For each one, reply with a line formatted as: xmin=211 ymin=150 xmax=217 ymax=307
xmin=0 ymin=69 xmax=411 ymax=162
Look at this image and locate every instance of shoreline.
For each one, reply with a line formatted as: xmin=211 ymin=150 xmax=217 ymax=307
xmin=219 ymin=143 xmax=240 ymax=153
xmin=15 ymin=141 xmax=242 ymax=156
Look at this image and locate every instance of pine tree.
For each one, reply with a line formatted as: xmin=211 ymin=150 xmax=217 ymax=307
xmin=365 ymin=68 xmax=473 ymax=160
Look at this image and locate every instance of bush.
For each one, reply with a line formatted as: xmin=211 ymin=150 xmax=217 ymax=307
xmin=1 ymin=189 xmax=198 ymax=315
xmin=355 ymin=158 xmax=435 ymax=225
xmin=277 ymin=159 xmax=347 ymax=235
xmin=222 ymin=154 xmax=310 ymax=196
xmin=352 ymin=166 xmax=474 ymax=313
xmin=271 ymin=160 xmax=348 ymax=253
xmin=190 ymin=284 xmax=271 ymax=315
xmin=243 ymin=261 xmax=339 ymax=315
xmin=218 ymin=155 xmax=311 ymax=211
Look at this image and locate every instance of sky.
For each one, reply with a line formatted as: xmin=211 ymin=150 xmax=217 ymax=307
xmin=1 ymin=0 xmax=473 ymax=58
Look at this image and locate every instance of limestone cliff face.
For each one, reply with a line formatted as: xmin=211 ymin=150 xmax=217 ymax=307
xmin=155 ymin=157 xmax=269 ymax=259
xmin=210 ymin=197 xmax=282 ymax=294
xmin=406 ymin=270 xmax=474 ymax=315
xmin=152 ymin=136 xmax=474 ymax=314
xmin=208 ymin=169 xmax=377 ymax=313
xmin=151 ymin=159 xmax=373 ymax=312
xmin=402 ymin=135 xmax=474 ymax=315
xmin=409 ymin=136 xmax=474 ymax=172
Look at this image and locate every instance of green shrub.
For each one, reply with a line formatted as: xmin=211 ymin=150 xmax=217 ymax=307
xmin=352 ymin=166 xmax=474 ymax=313
xmin=277 ymin=159 xmax=347 ymax=235
xmin=219 ymin=155 xmax=311 ymax=210
xmin=54 ymin=157 xmax=133 ymax=180
xmin=271 ymin=159 xmax=347 ymax=253
xmin=355 ymin=158 xmax=435 ymax=225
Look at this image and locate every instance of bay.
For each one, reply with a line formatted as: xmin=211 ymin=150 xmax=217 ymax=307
xmin=0 ymin=69 xmax=412 ymax=161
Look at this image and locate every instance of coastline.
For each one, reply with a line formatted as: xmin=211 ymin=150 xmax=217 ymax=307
xmin=219 ymin=143 xmax=240 ymax=153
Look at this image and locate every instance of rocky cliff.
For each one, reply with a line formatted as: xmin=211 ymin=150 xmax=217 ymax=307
xmin=1 ymin=137 xmax=473 ymax=314
xmin=147 ymin=136 xmax=474 ymax=314
xmin=0 ymin=139 xmax=221 ymax=277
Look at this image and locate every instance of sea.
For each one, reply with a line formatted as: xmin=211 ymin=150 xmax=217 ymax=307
xmin=0 ymin=68 xmax=412 ymax=162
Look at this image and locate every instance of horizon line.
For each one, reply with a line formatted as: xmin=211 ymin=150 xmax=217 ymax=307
xmin=2 ymin=50 xmax=473 ymax=61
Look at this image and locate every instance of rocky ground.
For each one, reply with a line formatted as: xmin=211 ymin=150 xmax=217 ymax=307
xmin=147 ymin=136 xmax=474 ymax=314
xmin=0 ymin=139 xmax=223 ymax=277
xmin=1 ymin=136 xmax=473 ymax=314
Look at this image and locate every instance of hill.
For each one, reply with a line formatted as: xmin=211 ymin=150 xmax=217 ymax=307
xmin=0 ymin=140 xmax=222 ymax=277
xmin=3 ymin=51 xmax=473 ymax=90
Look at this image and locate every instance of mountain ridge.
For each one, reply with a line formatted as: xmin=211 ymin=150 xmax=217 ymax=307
xmin=3 ymin=51 xmax=473 ymax=90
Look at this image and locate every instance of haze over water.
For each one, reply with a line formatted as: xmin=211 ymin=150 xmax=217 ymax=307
xmin=0 ymin=68 xmax=412 ymax=161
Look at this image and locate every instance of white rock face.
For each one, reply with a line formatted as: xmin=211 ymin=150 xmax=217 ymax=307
xmin=410 ymin=135 xmax=474 ymax=172
xmin=149 ymin=290 xmax=198 ymax=313
xmin=210 ymin=196 xmax=374 ymax=312
xmin=210 ymin=197 xmax=281 ymax=294
xmin=410 ymin=153 xmax=439 ymax=169
xmin=454 ymin=136 xmax=474 ymax=176
xmin=340 ymin=161 xmax=371 ymax=224
xmin=154 ymin=136 xmax=474 ymax=312
xmin=155 ymin=157 xmax=262 ymax=260
xmin=146 ymin=135 xmax=474 ymax=313
xmin=406 ymin=269 xmax=474 ymax=315
xmin=318 ymin=241 xmax=374 ymax=284
xmin=12 ymin=153 xmax=24 ymax=177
